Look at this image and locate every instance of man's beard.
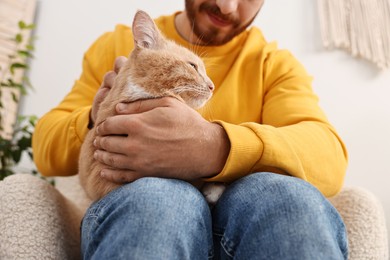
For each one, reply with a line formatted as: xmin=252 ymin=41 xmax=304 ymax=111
xmin=185 ymin=0 xmax=257 ymax=45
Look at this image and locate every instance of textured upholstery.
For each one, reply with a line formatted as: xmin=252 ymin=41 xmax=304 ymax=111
xmin=329 ymin=187 xmax=389 ymax=259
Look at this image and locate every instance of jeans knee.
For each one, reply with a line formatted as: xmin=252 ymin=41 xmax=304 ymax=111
xmin=262 ymin=173 xmax=335 ymax=218
xmin=259 ymin=173 xmax=326 ymax=206
xmin=126 ymin=177 xmax=208 ymax=209
xmin=219 ymin=172 xmax=334 ymax=218
xmin=266 ymin=174 xmax=331 ymax=215
xmin=86 ymin=177 xmax=209 ymax=224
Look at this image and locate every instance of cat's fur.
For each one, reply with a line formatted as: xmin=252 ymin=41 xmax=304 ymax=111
xmin=79 ymin=10 xmax=225 ymax=203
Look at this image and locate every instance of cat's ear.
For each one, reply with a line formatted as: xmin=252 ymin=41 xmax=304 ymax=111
xmin=132 ymin=10 xmax=162 ymax=49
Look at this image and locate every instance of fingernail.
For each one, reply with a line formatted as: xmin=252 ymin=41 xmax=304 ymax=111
xmin=93 ymin=138 xmax=97 ymax=147
xmin=100 ymin=170 xmax=105 ymax=177
xmin=95 ymin=126 xmax=100 ymax=134
xmin=93 ymin=151 xmax=98 ymax=159
xmin=117 ymin=103 xmax=126 ymax=112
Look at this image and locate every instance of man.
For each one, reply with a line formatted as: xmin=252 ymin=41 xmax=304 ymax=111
xmin=33 ymin=0 xmax=349 ymax=259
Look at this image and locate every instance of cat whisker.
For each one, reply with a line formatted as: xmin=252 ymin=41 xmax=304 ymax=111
xmin=174 ymin=86 xmax=211 ymax=96
xmin=174 ymin=86 xmax=197 ymax=93
xmin=185 ymin=21 xmax=211 ymax=61
xmin=191 ymin=21 xmax=204 ymax=46
xmin=198 ymin=49 xmax=210 ymax=59
xmin=205 ymin=61 xmax=218 ymax=72
xmin=188 ymin=21 xmax=203 ymax=55
xmin=190 ymin=19 xmax=196 ymax=46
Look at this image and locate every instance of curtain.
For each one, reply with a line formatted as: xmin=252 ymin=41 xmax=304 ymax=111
xmin=0 ymin=0 xmax=37 ymax=139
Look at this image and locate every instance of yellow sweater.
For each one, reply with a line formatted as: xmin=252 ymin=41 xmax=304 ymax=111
xmin=32 ymin=13 xmax=348 ymax=197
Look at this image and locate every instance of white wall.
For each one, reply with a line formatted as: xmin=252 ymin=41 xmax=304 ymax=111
xmin=21 ymin=0 xmax=389 ymax=247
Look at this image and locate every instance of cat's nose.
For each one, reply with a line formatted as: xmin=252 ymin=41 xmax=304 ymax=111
xmin=208 ymin=82 xmax=215 ymax=92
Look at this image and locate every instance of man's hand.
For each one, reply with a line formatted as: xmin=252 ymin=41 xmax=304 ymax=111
xmin=90 ymin=56 xmax=128 ymax=125
xmin=93 ymin=97 xmax=230 ymax=184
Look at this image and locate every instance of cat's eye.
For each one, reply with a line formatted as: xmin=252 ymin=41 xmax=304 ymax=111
xmin=188 ymin=62 xmax=198 ymax=71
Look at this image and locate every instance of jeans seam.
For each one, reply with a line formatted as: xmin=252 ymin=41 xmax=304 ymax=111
xmin=81 ymin=214 xmax=100 ymax=257
xmin=208 ymin=250 xmax=214 ymax=260
xmin=214 ymin=231 xmax=235 ymax=259
xmin=220 ymin=236 xmax=235 ymax=258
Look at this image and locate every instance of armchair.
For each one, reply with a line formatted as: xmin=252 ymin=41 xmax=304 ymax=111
xmin=0 ymin=174 xmax=388 ymax=259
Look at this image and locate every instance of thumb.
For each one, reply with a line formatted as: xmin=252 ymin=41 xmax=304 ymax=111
xmin=91 ymin=86 xmax=111 ymax=123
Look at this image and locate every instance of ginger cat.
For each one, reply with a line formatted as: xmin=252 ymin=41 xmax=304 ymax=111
xmin=79 ymin=10 xmax=225 ymax=203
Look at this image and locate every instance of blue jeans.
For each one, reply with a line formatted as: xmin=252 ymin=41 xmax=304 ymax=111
xmin=81 ymin=172 xmax=348 ymax=259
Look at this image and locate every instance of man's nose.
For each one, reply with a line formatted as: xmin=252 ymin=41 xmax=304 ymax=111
xmin=216 ymin=0 xmax=239 ymax=14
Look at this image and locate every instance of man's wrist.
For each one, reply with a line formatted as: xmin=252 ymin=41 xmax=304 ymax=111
xmin=203 ymin=123 xmax=230 ymax=178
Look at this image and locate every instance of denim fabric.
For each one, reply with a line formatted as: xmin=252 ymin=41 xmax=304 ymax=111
xmin=81 ymin=173 xmax=348 ymax=259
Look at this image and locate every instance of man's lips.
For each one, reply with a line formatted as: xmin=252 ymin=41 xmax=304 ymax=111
xmin=206 ymin=11 xmax=232 ymax=27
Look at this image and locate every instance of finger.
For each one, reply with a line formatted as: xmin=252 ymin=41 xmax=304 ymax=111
xmin=94 ymin=135 xmax=129 ymax=154
xmin=95 ymin=85 xmax=111 ymax=104
xmin=91 ymin=83 xmax=112 ymax=123
xmin=114 ymin=56 xmax=128 ymax=73
xmin=100 ymin=168 xmax=142 ymax=184
xmin=94 ymin=149 xmax=132 ymax=170
xmin=116 ymin=96 xmax=178 ymax=115
xmin=102 ymin=71 xmax=117 ymax=89
xmin=96 ymin=114 xmax=139 ymax=136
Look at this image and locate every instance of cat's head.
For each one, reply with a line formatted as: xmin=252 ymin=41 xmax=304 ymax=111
xmin=125 ymin=10 xmax=214 ymax=109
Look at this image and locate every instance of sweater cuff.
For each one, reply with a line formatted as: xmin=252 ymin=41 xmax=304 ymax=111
xmin=205 ymin=121 xmax=264 ymax=183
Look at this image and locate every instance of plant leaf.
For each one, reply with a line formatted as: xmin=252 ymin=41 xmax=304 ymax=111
xmin=25 ymin=44 xmax=35 ymax=51
xmin=25 ymin=23 xmax=35 ymax=30
xmin=15 ymin=33 xmax=23 ymax=43
xmin=22 ymin=76 xmax=34 ymax=90
xmin=18 ymin=21 xmax=26 ymax=29
xmin=11 ymin=149 xmax=22 ymax=164
xmin=17 ymin=136 xmax=31 ymax=151
xmin=10 ymin=63 xmax=28 ymax=74
xmin=17 ymin=50 xmax=33 ymax=58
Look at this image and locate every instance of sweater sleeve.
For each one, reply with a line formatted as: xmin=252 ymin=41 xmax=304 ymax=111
xmin=32 ymin=32 xmax=114 ymax=177
xmin=207 ymin=50 xmax=348 ymax=197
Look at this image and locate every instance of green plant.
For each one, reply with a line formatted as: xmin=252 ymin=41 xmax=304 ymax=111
xmin=0 ymin=115 xmax=37 ymax=179
xmin=0 ymin=21 xmax=37 ymax=180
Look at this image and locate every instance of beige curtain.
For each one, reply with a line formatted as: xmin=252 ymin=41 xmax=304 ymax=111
xmin=0 ymin=0 xmax=37 ymax=139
